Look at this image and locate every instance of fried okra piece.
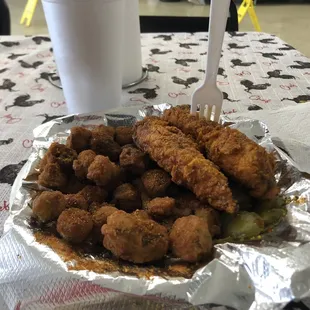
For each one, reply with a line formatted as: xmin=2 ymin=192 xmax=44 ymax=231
xmin=78 ymin=185 xmax=107 ymax=205
xmin=73 ymin=150 xmax=96 ymax=180
xmin=38 ymin=163 xmax=67 ymax=189
xmin=64 ymin=194 xmax=88 ymax=210
xmin=90 ymin=125 xmax=121 ymax=162
xmin=195 ymin=208 xmax=221 ymax=237
xmin=141 ymin=169 xmax=171 ymax=198
xmin=102 ymin=210 xmax=169 ymax=263
xmin=119 ymin=144 xmax=148 ymax=175
xmin=57 ymin=208 xmax=93 ymax=243
xmin=147 ymin=197 xmax=175 ymax=218
xmin=132 ymin=209 xmax=151 ymax=220
xmin=41 ymin=142 xmax=77 ymax=171
xmin=66 ymin=127 xmax=92 ymax=153
xmin=32 ymin=191 xmax=66 ymax=223
xmin=115 ymin=126 xmax=133 ymax=146
xmin=92 ymin=205 xmax=119 ymax=241
xmin=113 ymin=183 xmax=141 ymax=211
xmin=169 ymin=215 xmax=212 ymax=262
xmin=87 ymin=155 xmax=121 ymax=187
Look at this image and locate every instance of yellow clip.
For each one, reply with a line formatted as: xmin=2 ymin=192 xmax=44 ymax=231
xmin=20 ymin=0 xmax=39 ymax=27
xmin=238 ymin=0 xmax=261 ymax=32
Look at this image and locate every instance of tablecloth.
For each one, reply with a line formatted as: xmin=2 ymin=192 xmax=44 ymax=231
xmin=0 ymin=31 xmax=310 ymax=309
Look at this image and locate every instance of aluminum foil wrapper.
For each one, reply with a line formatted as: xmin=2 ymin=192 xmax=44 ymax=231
xmin=1 ymin=104 xmax=310 ymax=310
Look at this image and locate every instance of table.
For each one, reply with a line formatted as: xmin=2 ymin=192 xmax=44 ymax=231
xmin=0 ymin=32 xmax=310 ymax=309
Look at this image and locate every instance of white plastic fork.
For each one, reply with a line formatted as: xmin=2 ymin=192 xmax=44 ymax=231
xmin=191 ymin=0 xmax=231 ymax=122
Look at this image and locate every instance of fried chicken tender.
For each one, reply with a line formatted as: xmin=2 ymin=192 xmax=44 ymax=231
xmin=32 ymin=191 xmax=66 ymax=222
xmin=119 ymin=144 xmax=148 ymax=175
xmin=134 ymin=117 xmax=236 ymax=213
xmin=87 ymin=155 xmax=121 ymax=187
xmin=163 ymin=105 xmax=278 ymax=199
xmin=40 ymin=142 xmax=77 ymax=171
xmin=38 ymin=163 xmax=67 ymax=189
xmin=64 ymin=194 xmax=88 ymax=210
xmin=66 ymin=127 xmax=92 ymax=153
xmin=169 ymin=215 xmax=212 ymax=262
xmin=90 ymin=125 xmax=121 ymax=161
xmin=115 ymin=126 xmax=133 ymax=146
xmin=78 ymin=185 xmax=107 ymax=205
xmin=147 ymin=197 xmax=175 ymax=218
xmin=102 ymin=210 xmax=169 ymax=263
xmin=57 ymin=208 xmax=93 ymax=243
xmin=141 ymin=169 xmax=171 ymax=198
xmin=113 ymin=183 xmax=141 ymax=211
xmin=195 ymin=208 xmax=221 ymax=237
xmin=73 ymin=150 xmax=96 ymax=180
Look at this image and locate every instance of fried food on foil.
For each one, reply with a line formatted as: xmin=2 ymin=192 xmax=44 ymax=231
xmin=169 ymin=215 xmax=213 ymax=262
xmin=32 ymin=191 xmax=66 ymax=223
xmin=73 ymin=150 xmax=96 ymax=180
xmin=133 ymin=117 xmax=237 ymax=213
xmin=66 ymin=126 xmax=92 ymax=153
xmin=162 ymin=105 xmax=278 ymax=199
xmin=57 ymin=208 xmax=93 ymax=243
xmin=102 ymin=210 xmax=169 ymax=263
xmin=38 ymin=163 xmax=67 ymax=189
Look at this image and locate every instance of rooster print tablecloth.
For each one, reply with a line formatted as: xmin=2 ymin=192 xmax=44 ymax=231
xmin=0 ymin=31 xmax=310 ymax=310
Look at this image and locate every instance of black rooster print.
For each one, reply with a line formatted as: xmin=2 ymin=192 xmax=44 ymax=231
xmin=199 ymin=38 xmax=208 ymax=42
xmin=228 ymin=32 xmax=247 ymax=37
xmin=128 ymin=86 xmax=159 ymax=100
xmin=153 ymin=34 xmax=173 ymax=41
xmin=8 ymin=53 xmax=26 ymax=60
xmin=223 ymin=92 xmax=240 ymax=102
xmin=256 ymin=52 xmax=284 ymax=60
xmin=150 ymin=48 xmax=172 ymax=56
xmin=227 ymin=43 xmax=250 ymax=50
xmin=240 ymin=80 xmax=271 ymax=94
xmin=171 ymin=76 xmax=199 ymax=89
xmin=198 ymin=68 xmax=226 ymax=78
xmin=264 ymin=70 xmax=296 ymax=80
xmin=5 ymin=94 xmax=45 ymax=111
xmin=281 ymin=95 xmax=310 ymax=103
xmin=19 ymin=60 xmax=43 ymax=69
xmin=218 ymin=67 xmax=227 ymax=78
xmin=37 ymin=114 xmax=66 ymax=124
xmin=32 ymin=36 xmax=51 ymax=45
xmin=0 ymin=68 xmax=8 ymax=74
xmin=0 ymin=138 xmax=13 ymax=146
xmin=278 ymin=44 xmax=295 ymax=51
xmin=248 ymin=104 xmax=263 ymax=111
xmin=179 ymin=43 xmax=199 ymax=49
xmin=0 ymin=41 xmax=20 ymax=47
xmin=231 ymin=59 xmax=256 ymax=68
xmin=146 ymin=64 xmax=162 ymax=73
xmin=0 ymin=79 xmax=17 ymax=92
xmin=288 ymin=61 xmax=310 ymax=69
xmin=173 ymin=58 xmax=198 ymax=67
xmin=35 ymin=72 xmax=60 ymax=83
xmin=50 ymin=47 xmax=53 ymax=53
xmin=252 ymin=38 xmax=277 ymax=44
xmin=0 ymin=160 xmax=27 ymax=185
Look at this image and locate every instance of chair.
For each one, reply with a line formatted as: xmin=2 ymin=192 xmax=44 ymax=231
xmin=140 ymin=0 xmax=238 ymax=33
xmin=0 ymin=0 xmax=10 ymax=35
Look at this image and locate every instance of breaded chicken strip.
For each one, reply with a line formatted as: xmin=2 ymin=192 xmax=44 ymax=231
xmin=133 ymin=117 xmax=236 ymax=213
xmin=163 ymin=105 xmax=278 ymax=199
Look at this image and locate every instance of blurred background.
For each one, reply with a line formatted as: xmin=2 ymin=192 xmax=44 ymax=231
xmin=7 ymin=0 xmax=310 ymax=56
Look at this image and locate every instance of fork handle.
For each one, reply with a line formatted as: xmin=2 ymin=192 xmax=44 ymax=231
xmin=204 ymin=0 xmax=231 ymax=85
